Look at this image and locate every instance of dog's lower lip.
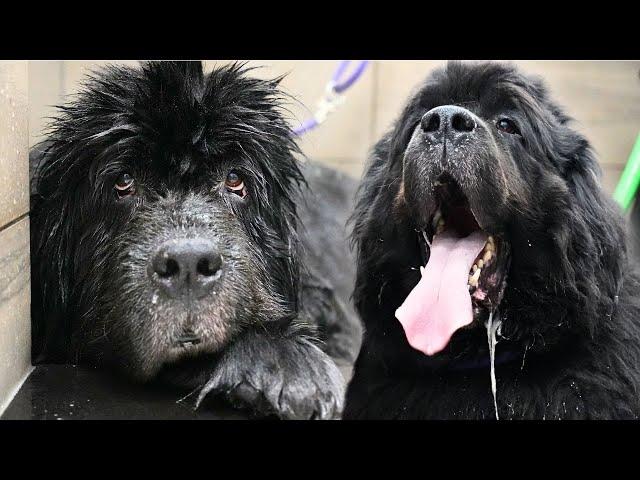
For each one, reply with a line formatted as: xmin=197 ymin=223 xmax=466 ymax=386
xmin=174 ymin=334 xmax=202 ymax=347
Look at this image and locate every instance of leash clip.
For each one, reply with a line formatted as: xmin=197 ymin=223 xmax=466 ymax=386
xmin=313 ymin=83 xmax=345 ymax=125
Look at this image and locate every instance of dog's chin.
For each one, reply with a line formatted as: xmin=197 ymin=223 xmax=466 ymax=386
xmin=129 ymin=340 xmax=230 ymax=383
xmin=121 ymin=308 xmax=239 ymax=382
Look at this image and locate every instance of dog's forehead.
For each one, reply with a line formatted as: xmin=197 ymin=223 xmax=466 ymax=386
xmin=77 ymin=63 xmax=297 ymax=181
xmin=417 ymin=62 xmax=544 ymax=117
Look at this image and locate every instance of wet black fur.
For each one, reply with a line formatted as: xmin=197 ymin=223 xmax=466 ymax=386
xmin=344 ymin=62 xmax=640 ymax=419
xmin=30 ymin=61 xmax=361 ymax=419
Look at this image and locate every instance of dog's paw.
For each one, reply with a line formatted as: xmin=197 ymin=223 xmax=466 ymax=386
xmin=195 ymin=335 xmax=345 ymax=420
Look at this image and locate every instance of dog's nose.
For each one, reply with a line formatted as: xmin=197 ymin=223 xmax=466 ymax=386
xmin=149 ymin=238 xmax=222 ymax=299
xmin=421 ymin=105 xmax=476 ymax=137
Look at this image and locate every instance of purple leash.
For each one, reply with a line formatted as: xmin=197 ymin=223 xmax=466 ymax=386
xmin=293 ymin=60 xmax=370 ymax=136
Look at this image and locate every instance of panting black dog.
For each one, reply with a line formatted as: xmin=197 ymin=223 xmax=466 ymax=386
xmin=30 ymin=61 xmax=361 ymax=419
xmin=344 ymin=61 xmax=640 ymax=419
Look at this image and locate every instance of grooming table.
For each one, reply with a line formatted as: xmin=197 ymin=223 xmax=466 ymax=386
xmin=1 ymin=364 xmax=352 ymax=420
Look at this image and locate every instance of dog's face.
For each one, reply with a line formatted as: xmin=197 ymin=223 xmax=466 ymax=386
xmin=353 ymin=62 xmax=626 ymax=359
xmin=31 ymin=62 xmax=302 ymax=379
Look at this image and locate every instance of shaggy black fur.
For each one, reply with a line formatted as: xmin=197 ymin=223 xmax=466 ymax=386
xmin=30 ymin=61 xmax=361 ymax=419
xmin=344 ymin=61 xmax=640 ymax=419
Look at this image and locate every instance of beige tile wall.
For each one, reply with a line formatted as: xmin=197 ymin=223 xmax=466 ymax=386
xmin=0 ymin=61 xmax=31 ymax=414
xmin=29 ymin=60 xmax=640 ymax=191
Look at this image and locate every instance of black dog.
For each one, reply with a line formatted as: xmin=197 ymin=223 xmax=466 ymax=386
xmin=344 ymin=61 xmax=640 ymax=419
xmin=30 ymin=61 xmax=361 ymax=419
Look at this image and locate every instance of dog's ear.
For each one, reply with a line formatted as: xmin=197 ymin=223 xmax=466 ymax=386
xmin=553 ymin=129 xmax=627 ymax=320
xmin=351 ymin=98 xmax=421 ymax=251
xmin=564 ymin=132 xmax=626 ymax=264
xmin=350 ymin=114 xmax=417 ymax=315
xmin=30 ymin=142 xmax=78 ymax=363
xmin=350 ymin=134 xmax=388 ymax=315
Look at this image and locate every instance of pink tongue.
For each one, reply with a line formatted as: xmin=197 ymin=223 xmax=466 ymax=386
xmin=396 ymin=230 xmax=487 ymax=356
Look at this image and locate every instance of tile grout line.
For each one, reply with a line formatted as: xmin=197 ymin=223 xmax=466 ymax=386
xmin=0 ymin=212 xmax=29 ymax=235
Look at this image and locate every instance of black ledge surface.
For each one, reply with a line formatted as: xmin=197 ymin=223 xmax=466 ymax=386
xmin=2 ymin=363 xmax=353 ymax=420
xmin=1 ymin=364 xmax=247 ymax=420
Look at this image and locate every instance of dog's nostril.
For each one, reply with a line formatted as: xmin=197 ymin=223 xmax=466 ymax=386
xmin=422 ymin=112 xmax=441 ymax=132
xmin=451 ymin=113 xmax=475 ymax=132
xmin=197 ymin=255 xmax=221 ymax=277
xmin=158 ymin=258 xmax=180 ymax=278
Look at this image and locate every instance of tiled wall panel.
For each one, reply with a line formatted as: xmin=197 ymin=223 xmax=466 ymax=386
xmin=0 ymin=61 xmax=30 ymax=413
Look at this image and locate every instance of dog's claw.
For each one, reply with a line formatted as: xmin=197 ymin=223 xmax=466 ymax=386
xmin=194 ymin=382 xmax=214 ymax=410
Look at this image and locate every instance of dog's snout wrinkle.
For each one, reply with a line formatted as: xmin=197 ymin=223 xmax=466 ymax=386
xmin=149 ymin=238 xmax=222 ymax=300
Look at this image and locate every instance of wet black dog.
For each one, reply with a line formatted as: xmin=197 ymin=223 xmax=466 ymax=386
xmin=344 ymin=62 xmax=640 ymax=419
xmin=30 ymin=61 xmax=361 ymax=419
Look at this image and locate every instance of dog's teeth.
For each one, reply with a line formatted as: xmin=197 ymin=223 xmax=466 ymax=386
xmin=432 ymin=210 xmax=442 ymax=228
xmin=477 ymin=259 xmax=484 ymax=269
xmin=483 ymin=249 xmax=492 ymax=263
xmin=472 ymin=264 xmax=478 ymax=272
xmin=470 ymin=268 xmax=481 ymax=286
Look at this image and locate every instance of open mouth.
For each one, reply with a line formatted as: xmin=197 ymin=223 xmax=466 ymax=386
xmin=396 ymin=176 xmax=510 ymax=356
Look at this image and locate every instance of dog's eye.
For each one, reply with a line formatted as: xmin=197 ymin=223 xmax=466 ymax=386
xmin=115 ymin=173 xmax=135 ymax=198
xmin=496 ymin=118 xmax=520 ymax=135
xmin=225 ymin=171 xmax=247 ymax=198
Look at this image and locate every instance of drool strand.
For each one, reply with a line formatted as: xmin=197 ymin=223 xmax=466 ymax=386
xmin=486 ymin=309 xmax=502 ymax=420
